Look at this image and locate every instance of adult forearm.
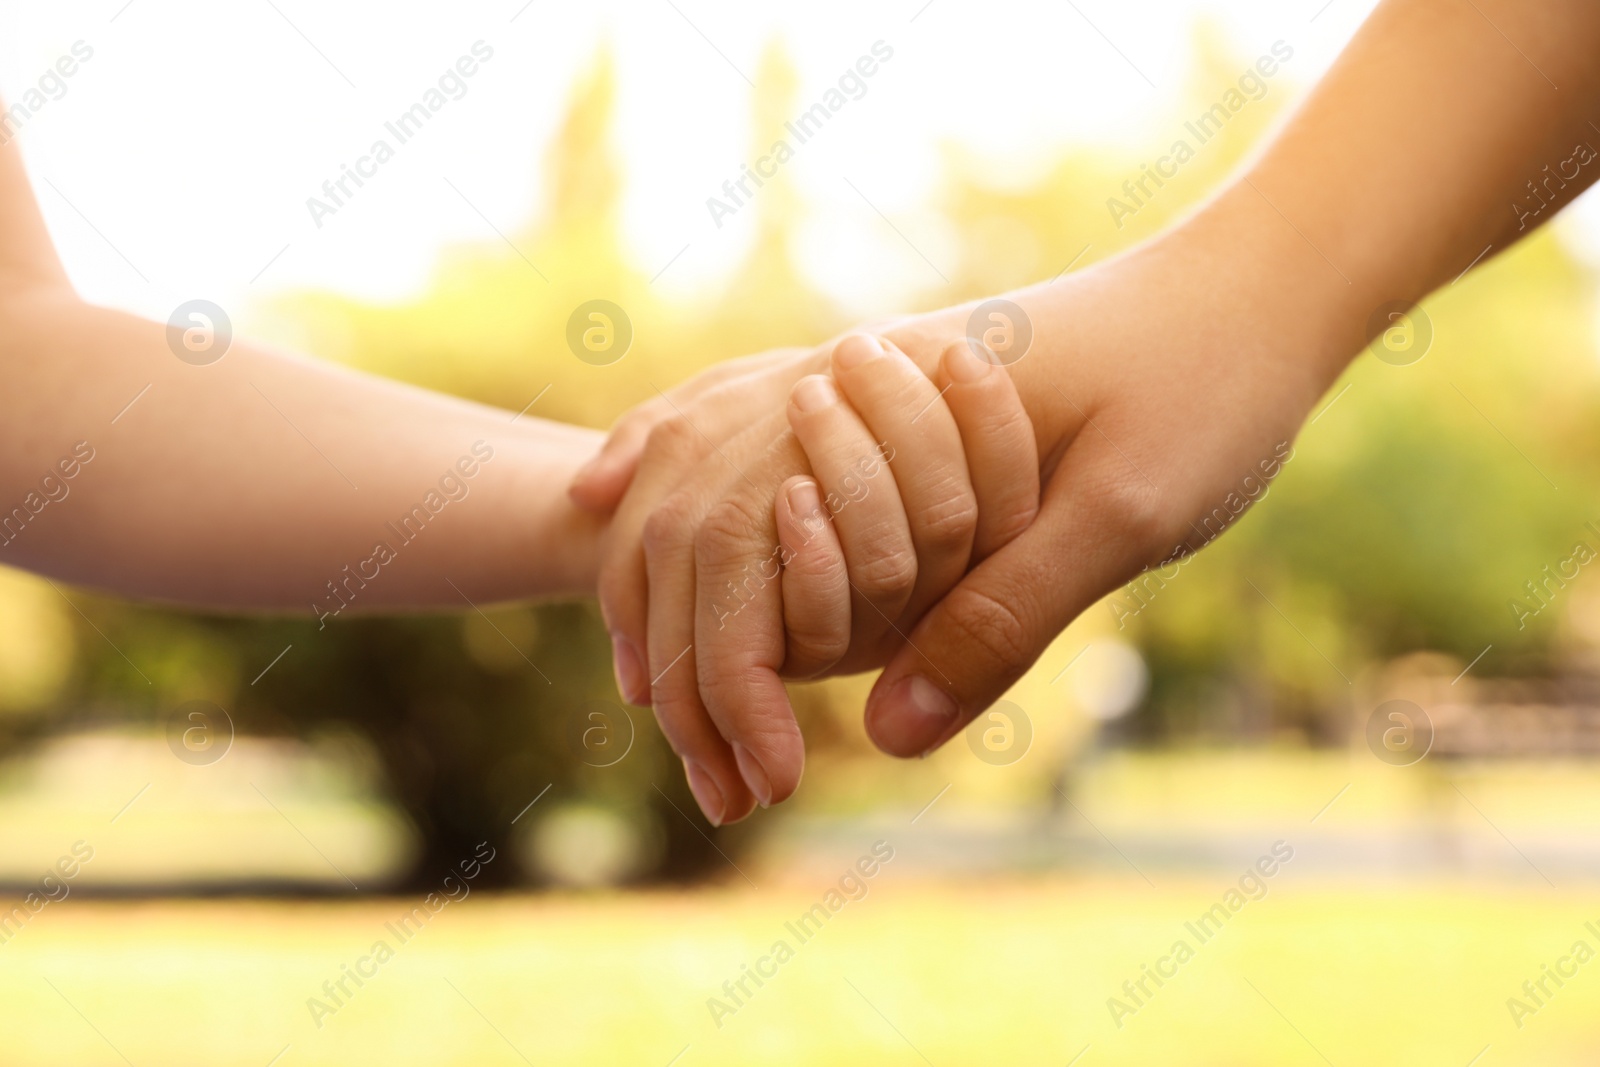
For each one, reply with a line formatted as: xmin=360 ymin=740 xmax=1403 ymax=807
xmin=0 ymin=289 xmax=602 ymax=612
xmin=1234 ymin=0 xmax=1600 ymax=326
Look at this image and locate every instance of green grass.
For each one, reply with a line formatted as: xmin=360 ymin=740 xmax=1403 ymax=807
xmin=4 ymin=875 xmax=1598 ymax=1066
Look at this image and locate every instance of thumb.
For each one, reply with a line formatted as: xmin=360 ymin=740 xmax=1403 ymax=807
xmin=567 ymin=398 xmax=673 ymax=514
xmin=568 ymin=432 xmax=646 ymax=515
xmin=864 ymin=450 xmax=1161 ymax=757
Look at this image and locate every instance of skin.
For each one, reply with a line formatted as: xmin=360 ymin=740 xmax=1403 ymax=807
xmin=0 ymin=108 xmax=608 ymax=610
xmin=699 ymin=340 xmax=1038 ymax=816
xmin=576 ymin=0 xmax=1600 ymax=819
xmin=596 ymin=335 xmax=1039 ymax=823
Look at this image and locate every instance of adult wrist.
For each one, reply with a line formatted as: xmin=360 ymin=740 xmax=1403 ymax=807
xmin=983 ymin=190 xmax=1370 ymax=460
xmin=1166 ymin=180 xmax=1379 ymax=381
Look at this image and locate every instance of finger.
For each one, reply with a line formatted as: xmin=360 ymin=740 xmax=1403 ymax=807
xmin=785 ymin=371 xmax=914 ymax=660
xmin=831 ymin=334 xmax=977 ymax=625
xmin=694 ymin=433 xmax=814 ymax=809
xmin=641 ymin=408 xmax=798 ymax=822
xmin=937 ymin=340 xmax=1041 ymax=562
xmin=596 ymin=376 xmax=802 ymax=703
xmin=776 ymin=475 xmax=851 ymax=677
xmin=596 ymin=410 xmax=717 ymax=705
xmin=642 ymin=484 xmax=757 ymax=826
xmin=863 ymin=436 xmax=1165 ymax=758
xmin=570 ymin=347 xmax=813 ymax=514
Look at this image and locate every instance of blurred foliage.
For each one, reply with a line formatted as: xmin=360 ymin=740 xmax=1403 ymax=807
xmin=268 ymin=44 xmax=837 ymax=436
xmin=1 ymin=27 xmax=1598 ymax=883
xmin=1127 ymin=190 xmax=1600 ymax=744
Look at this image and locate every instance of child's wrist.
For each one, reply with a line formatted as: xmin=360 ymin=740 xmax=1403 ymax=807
xmin=502 ymin=430 xmax=608 ymax=598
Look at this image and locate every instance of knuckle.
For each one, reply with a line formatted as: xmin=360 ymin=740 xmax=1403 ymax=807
xmin=695 ymin=496 xmax=768 ymax=566
xmin=615 ymin=400 xmax=667 ymax=439
xmin=985 ymin=499 xmax=1040 ymax=552
xmin=693 ymin=664 xmax=748 ymax=716
xmin=792 ymin=535 xmax=849 ymax=589
xmin=785 ymin=629 xmax=850 ymax=675
xmin=912 ymin=485 xmax=979 ymax=556
xmin=643 ymin=414 xmax=702 ymax=463
xmin=982 ymin=405 xmax=1034 ymax=448
xmin=641 ymin=491 xmax=697 ymax=560
xmin=941 ymin=583 xmax=1035 ymax=673
xmin=783 ymin=587 xmax=851 ymax=670
xmin=850 ymin=540 xmax=919 ymax=605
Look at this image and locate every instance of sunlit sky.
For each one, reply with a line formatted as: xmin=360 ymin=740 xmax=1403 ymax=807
xmin=3 ymin=0 xmax=1598 ymax=329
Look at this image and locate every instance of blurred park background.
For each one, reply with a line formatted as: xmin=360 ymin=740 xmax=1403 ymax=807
xmin=6 ymin=0 xmax=1600 ymax=1063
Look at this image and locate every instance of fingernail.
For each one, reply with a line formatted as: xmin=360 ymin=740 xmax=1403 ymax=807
xmin=946 ymin=339 xmax=993 ymax=383
xmin=834 ymin=334 xmax=884 ymax=371
xmin=732 ymin=742 xmax=773 ymax=808
xmin=611 ymin=633 xmax=648 ymax=705
xmin=684 ymin=760 xmax=725 ymax=826
xmin=872 ymin=675 xmax=960 ymax=757
xmin=786 ymin=478 xmax=821 ymax=521
xmin=791 ymin=375 xmax=838 ymax=414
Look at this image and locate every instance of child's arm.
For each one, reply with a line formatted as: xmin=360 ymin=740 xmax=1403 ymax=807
xmin=0 ymin=104 xmax=601 ymax=612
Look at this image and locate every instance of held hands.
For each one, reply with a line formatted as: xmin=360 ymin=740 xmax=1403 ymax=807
xmin=575 ymin=208 xmax=1353 ymax=826
xmin=573 ymin=332 xmax=1039 ymax=824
